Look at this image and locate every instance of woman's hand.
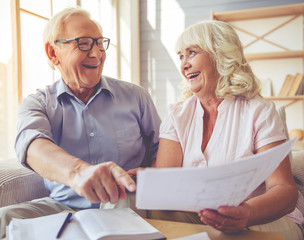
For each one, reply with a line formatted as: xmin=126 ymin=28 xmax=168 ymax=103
xmin=127 ymin=167 xmax=145 ymax=183
xmin=198 ymin=203 xmax=251 ymax=233
xmin=127 ymin=167 xmax=145 ymax=176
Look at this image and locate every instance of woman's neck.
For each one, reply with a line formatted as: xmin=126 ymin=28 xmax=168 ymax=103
xmin=198 ymin=95 xmax=222 ymax=116
xmin=199 ymin=95 xmax=222 ymax=153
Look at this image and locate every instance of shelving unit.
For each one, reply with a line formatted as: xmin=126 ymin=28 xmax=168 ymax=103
xmin=211 ymin=3 xmax=304 ymax=105
xmin=211 ymin=4 xmax=304 ymax=21
xmin=265 ymin=96 xmax=304 ymax=108
xmin=245 ymin=50 xmax=304 ymax=61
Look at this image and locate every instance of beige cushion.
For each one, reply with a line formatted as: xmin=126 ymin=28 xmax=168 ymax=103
xmin=0 ymin=159 xmax=49 ymax=207
xmin=277 ymin=106 xmax=304 ymax=215
xmin=291 ymin=150 xmax=304 ymax=216
xmin=291 ymin=150 xmax=304 ymax=198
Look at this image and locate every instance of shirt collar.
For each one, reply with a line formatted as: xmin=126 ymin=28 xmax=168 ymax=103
xmin=56 ymin=79 xmax=72 ymax=98
xmin=56 ymin=76 xmax=114 ymax=100
xmin=194 ymin=95 xmax=229 ymax=117
xmin=99 ymin=76 xmax=115 ymax=98
xmin=195 ymin=96 xmax=205 ymax=117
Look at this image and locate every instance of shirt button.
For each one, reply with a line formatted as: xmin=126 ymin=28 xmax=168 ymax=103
xmin=90 ymin=132 xmax=94 ymax=137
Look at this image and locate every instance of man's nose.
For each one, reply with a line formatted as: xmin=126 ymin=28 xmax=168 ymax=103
xmin=89 ymin=43 xmax=104 ymax=56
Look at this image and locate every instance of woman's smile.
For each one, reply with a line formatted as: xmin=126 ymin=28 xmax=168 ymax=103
xmin=186 ymin=71 xmax=201 ymax=82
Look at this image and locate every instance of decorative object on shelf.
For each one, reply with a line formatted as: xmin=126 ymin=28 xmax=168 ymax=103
xmin=278 ymin=73 xmax=304 ymax=97
xmin=278 ymin=74 xmax=295 ymax=97
xmin=288 ymin=73 xmax=304 ymax=96
xmin=295 ymin=75 xmax=304 ymax=95
xmin=289 ymin=129 xmax=304 ymax=141
xmin=260 ymin=78 xmax=273 ymax=97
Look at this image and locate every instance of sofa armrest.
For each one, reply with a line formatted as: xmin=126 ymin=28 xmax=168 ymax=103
xmin=0 ymin=158 xmax=49 ymax=207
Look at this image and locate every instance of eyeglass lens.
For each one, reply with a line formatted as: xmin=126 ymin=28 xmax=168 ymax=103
xmin=78 ymin=37 xmax=109 ymax=51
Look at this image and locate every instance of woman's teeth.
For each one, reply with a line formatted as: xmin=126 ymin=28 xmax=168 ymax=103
xmin=187 ymin=72 xmax=200 ymax=79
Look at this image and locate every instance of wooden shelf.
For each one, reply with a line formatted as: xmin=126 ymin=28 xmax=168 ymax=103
xmin=245 ymin=50 xmax=304 ymax=61
xmin=265 ymin=96 xmax=304 ymax=101
xmin=265 ymin=96 xmax=304 ymax=108
xmin=211 ymin=3 xmax=304 ymax=21
xmin=211 ymin=4 xmax=304 ymax=61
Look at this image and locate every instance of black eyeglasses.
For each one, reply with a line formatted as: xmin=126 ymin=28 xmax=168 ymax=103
xmin=55 ymin=37 xmax=110 ymax=51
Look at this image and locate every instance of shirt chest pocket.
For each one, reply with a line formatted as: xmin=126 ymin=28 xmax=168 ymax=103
xmin=115 ymin=124 xmax=143 ymax=163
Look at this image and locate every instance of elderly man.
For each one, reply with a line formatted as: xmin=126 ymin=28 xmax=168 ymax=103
xmin=0 ymin=7 xmax=160 ymax=237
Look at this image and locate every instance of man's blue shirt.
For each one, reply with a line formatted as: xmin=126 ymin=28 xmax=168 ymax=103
xmin=15 ymin=76 xmax=161 ymax=208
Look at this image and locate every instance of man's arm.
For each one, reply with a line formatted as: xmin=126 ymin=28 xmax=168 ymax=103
xmin=139 ymin=89 xmax=161 ymax=166
xmin=27 ymin=138 xmax=136 ymax=204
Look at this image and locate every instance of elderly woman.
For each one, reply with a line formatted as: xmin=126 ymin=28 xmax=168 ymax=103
xmin=152 ymin=20 xmax=303 ymax=239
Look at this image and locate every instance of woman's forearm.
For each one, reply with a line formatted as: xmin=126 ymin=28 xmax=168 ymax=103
xmin=245 ymin=183 xmax=298 ymax=226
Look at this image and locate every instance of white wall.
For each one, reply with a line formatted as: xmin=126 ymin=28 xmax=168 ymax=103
xmin=140 ymin=0 xmax=304 ymax=133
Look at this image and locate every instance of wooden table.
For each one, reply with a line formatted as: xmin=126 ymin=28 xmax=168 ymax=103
xmin=146 ymin=219 xmax=284 ymax=240
xmin=1 ymin=216 xmax=285 ymax=240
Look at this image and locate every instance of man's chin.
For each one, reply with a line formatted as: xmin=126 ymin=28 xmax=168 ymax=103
xmin=82 ymin=74 xmax=102 ymax=84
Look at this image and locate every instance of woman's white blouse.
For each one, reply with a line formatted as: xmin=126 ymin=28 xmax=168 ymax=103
xmin=160 ymin=95 xmax=286 ymax=167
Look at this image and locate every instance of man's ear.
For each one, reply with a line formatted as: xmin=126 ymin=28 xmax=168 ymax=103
xmin=45 ymin=42 xmax=59 ymax=65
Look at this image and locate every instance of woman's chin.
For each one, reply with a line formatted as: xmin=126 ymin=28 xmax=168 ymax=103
xmin=189 ymin=86 xmax=201 ymax=94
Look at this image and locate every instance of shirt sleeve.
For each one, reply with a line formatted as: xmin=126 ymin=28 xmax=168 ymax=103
xmin=159 ymin=110 xmax=180 ymax=142
xmin=14 ymin=92 xmax=55 ymax=167
xmin=254 ymin=100 xmax=287 ymax=150
xmin=139 ymin=89 xmax=161 ymax=166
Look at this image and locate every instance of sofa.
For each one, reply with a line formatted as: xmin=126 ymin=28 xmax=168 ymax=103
xmin=0 ymin=158 xmax=49 ymax=207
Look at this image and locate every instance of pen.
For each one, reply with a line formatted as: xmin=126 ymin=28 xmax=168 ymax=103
xmin=56 ymin=212 xmax=73 ymax=239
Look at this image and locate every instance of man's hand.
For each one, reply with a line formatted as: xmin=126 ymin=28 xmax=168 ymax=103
xmin=198 ymin=203 xmax=251 ymax=233
xmin=70 ymin=161 xmax=136 ymax=204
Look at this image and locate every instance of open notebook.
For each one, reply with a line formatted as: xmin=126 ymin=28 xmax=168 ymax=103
xmin=7 ymin=208 xmax=166 ymax=240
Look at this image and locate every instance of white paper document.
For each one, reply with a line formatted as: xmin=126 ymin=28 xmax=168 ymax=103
xmin=136 ymin=138 xmax=295 ymax=212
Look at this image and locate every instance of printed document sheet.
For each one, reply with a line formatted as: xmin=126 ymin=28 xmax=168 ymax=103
xmin=136 ymin=139 xmax=295 ymax=212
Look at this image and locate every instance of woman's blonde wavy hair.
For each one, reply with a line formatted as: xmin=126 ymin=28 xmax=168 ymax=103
xmin=176 ymin=20 xmax=261 ymax=100
xmin=43 ymin=7 xmax=103 ymax=70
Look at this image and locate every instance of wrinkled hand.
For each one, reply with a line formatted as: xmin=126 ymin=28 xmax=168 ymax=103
xmin=70 ymin=161 xmax=136 ymax=204
xmin=198 ymin=203 xmax=251 ymax=233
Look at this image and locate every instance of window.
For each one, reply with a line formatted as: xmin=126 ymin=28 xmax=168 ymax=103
xmin=0 ymin=0 xmax=140 ymax=160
